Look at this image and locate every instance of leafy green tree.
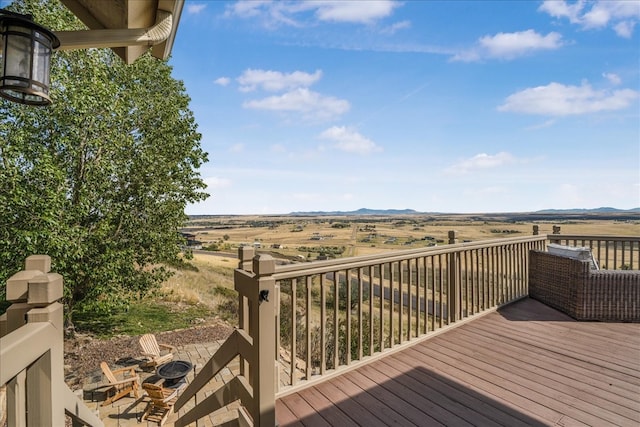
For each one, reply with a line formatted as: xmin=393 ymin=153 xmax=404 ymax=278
xmin=0 ymin=0 xmax=208 ymax=323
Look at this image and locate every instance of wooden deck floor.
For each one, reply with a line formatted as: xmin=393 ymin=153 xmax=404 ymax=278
xmin=276 ymin=298 xmax=640 ymax=426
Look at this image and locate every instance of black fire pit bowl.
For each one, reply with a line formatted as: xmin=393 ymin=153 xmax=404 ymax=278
xmin=157 ymin=360 xmax=193 ymax=387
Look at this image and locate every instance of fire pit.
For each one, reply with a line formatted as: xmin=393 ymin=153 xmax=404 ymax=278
xmin=156 ymin=360 xmax=192 ymax=388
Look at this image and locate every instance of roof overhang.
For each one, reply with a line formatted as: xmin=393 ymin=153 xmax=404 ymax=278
xmin=57 ymin=0 xmax=184 ymax=64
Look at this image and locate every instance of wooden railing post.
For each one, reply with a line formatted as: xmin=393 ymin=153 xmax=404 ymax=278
xmin=251 ymin=254 xmax=277 ymax=427
xmin=3 ymin=255 xmax=65 ymax=427
xmin=448 ymin=231 xmax=459 ymax=323
xmin=551 ymin=225 xmax=561 ymax=244
xmin=239 ymin=246 xmax=255 ymax=271
xmin=238 ymin=246 xmax=255 ymax=379
xmin=533 ymin=225 xmax=539 ymax=236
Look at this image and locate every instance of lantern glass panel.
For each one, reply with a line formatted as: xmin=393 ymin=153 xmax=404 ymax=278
xmin=33 ymin=36 xmax=50 ymax=88
xmin=5 ymin=30 xmax=31 ymax=80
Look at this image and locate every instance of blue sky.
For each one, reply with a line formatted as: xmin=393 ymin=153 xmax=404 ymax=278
xmin=169 ymin=0 xmax=640 ymax=215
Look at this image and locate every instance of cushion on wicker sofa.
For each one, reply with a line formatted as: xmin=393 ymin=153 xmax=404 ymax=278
xmin=547 ymin=243 xmax=599 ymax=270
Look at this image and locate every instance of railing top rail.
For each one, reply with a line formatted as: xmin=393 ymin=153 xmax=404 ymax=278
xmin=273 ymin=234 xmax=547 ymax=280
xmin=549 ymin=234 xmax=640 ymax=242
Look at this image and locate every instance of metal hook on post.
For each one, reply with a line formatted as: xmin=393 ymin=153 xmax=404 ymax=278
xmin=259 ymin=290 xmax=269 ymax=303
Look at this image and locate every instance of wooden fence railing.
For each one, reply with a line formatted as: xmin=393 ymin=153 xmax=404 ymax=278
xmin=272 ymin=232 xmax=547 ymax=394
xmin=0 ymin=256 xmax=103 ymax=427
xmin=179 ymin=232 xmax=550 ymax=425
xmin=148 ymin=228 xmax=640 ymax=426
xmin=2 ymin=230 xmax=636 ymax=426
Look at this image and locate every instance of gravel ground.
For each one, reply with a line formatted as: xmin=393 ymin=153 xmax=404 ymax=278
xmin=64 ymin=320 xmax=234 ymax=390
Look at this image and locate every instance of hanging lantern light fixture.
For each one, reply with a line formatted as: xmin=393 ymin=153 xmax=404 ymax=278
xmin=0 ymin=10 xmax=59 ymax=106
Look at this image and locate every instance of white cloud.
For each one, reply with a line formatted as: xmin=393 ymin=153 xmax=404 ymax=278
xmin=214 ymin=77 xmax=231 ymax=86
xmin=243 ymin=88 xmax=350 ymax=121
xmin=187 ymin=4 xmax=207 ymax=14
xmin=614 ymin=20 xmax=636 ymax=38
xmin=319 ymin=126 xmax=382 ymax=154
xmin=453 ymin=30 xmax=563 ymax=62
xmin=225 ymin=0 xmax=400 ymax=27
xmin=525 ymin=119 xmax=557 ymax=131
xmin=538 ymin=0 xmax=584 ymax=23
xmin=446 ymin=152 xmax=516 ymax=175
xmin=225 ymin=0 xmax=273 ymax=18
xmin=498 ymin=81 xmax=639 ymax=116
xmin=539 ymin=0 xmax=640 ymax=37
xmin=237 ymin=69 xmax=322 ymax=92
xmin=204 ymin=176 xmax=232 ymax=190
xmin=309 ymin=0 xmax=400 ymax=24
xmin=603 ymin=72 xmax=622 ymax=85
xmin=381 ymin=20 xmax=411 ymax=35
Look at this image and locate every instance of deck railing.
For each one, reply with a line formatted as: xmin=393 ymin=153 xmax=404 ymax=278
xmin=3 ymin=228 xmax=634 ymax=427
xmin=181 ymin=227 xmax=639 ymax=426
xmin=272 ymin=232 xmax=547 ymax=393
xmin=0 ymin=256 xmax=103 ymax=427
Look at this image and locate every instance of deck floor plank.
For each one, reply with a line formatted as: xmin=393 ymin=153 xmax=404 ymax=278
xmin=478 ymin=315 xmax=640 ymax=369
xmin=297 ymin=386 xmax=360 ymax=426
xmin=313 ymin=378 xmax=391 ymax=427
xmin=349 ymin=366 xmax=455 ymax=427
xmin=375 ymin=357 xmax=536 ymax=427
xmin=470 ymin=318 xmax=640 ymax=383
xmin=277 ymin=298 xmax=640 ymax=426
xmin=422 ymin=337 xmax=637 ymax=426
xmin=460 ymin=322 xmax=640 ymax=393
xmin=275 ymin=399 xmax=304 ymax=427
xmin=450 ymin=326 xmax=640 ymax=409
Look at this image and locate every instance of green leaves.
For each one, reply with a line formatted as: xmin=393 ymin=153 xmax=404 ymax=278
xmin=0 ymin=0 xmax=208 ymax=321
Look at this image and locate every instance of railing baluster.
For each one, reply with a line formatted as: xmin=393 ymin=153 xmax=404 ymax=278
xmin=320 ymin=274 xmax=326 ymax=375
xmin=408 ymin=259 xmax=413 ymax=341
xmin=429 ymin=256 xmax=435 ymax=332
xmin=464 ymin=250 xmax=471 ymax=316
xmin=333 ymin=271 xmax=339 ymax=370
xmin=291 ymin=278 xmax=297 ymax=386
xmin=305 ymin=276 xmax=311 ymax=379
xmin=389 ymin=262 xmax=395 ymax=347
xmin=378 ymin=264 xmax=384 ymax=352
xmin=438 ymin=254 xmax=444 ymax=328
xmin=368 ymin=265 xmax=374 ymax=356
xmin=357 ymin=267 xmax=363 ymax=361
xmin=415 ymin=258 xmax=421 ymax=338
xmin=399 ymin=260 xmax=404 ymax=343
xmin=422 ymin=257 xmax=428 ymax=334
xmin=346 ymin=268 xmax=351 ymax=366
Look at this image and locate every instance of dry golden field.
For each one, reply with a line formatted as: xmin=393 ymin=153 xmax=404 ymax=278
xmin=184 ymin=213 xmax=639 ymax=259
xmin=164 ymin=213 xmax=638 ymax=324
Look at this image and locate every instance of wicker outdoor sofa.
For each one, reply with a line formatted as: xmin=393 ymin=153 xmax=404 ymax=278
xmin=529 ymin=250 xmax=640 ymax=322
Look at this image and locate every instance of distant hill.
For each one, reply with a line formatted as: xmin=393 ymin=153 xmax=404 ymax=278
xmin=535 ymin=207 xmax=640 ymax=214
xmin=288 ymin=207 xmax=639 ymax=216
xmin=289 ymin=208 xmax=421 ymax=216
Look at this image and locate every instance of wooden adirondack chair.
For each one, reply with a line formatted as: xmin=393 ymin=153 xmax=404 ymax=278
xmin=100 ymin=361 xmax=140 ymax=406
xmin=139 ymin=333 xmax=176 ymax=368
xmin=141 ymin=383 xmax=180 ymax=426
